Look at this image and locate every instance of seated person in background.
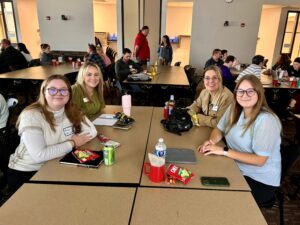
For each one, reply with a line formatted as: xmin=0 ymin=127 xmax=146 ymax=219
xmin=204 ymin=49 xmax=223 ymax=69
xmin=0 ymin=93 xmax=8 ymax=129
xmin=115 ymin=48 xmax=143 ymax=82
xmin=272 ymin=53 xmax=291 ymax=71
xmin=17 ymin=43 xmax=32 ymax=63
xmin=199 ymin=75 xmax=281 ymax=204
xmin=96 ymin=46 xmax=111 ymax=68
xmin=7 ymin=75 xmax=97 ymax=195
xmin=221 ymin=49 xmax=228 ymax=62
xmin=72 ymin=62 xmax=105 ymax=120
xmin=157 ymin=35 xmax=173 ymax=66
xmin=236 ymin=55 xmax=264 ymax=82
xmin=220 ymin=55 xmax=236 ymax=92
xmin=40 ymin=43 xmax=53 ymax=65
xmin=187 ymin=65 xmax=233 ymax=128
xmin=86 ymin=44 xmax=106 ymax=75
xmin=0 ymin=39 xmax=28 ymax=73
xmin=287 ymin=57 xmax=300 ymax=77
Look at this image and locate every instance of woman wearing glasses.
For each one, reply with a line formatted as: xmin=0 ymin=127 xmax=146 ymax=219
xmin=72 ymin=62 xmax=105 ymax=120
xmin=7 ymin=75 xmax=97 ymax=195
xmin=187 ymin=65 xmax=233 ymax=128
xmin=198 ymin=75 xmax=281 ymax=204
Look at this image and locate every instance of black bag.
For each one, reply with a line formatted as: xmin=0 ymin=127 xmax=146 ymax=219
xmin=161 ymin=108 xmax=193 ymax=136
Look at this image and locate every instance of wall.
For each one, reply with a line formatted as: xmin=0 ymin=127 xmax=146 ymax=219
xmin=93 ymin=3 xmax=117 ymax=36
xmin=16 ymin=0 xmax=40 ymax=58
xmin=255 ymin=7 xmax=281 ymax=67
xmin=36 ymin=0 xmax=94 ymax=52
xmin=123 ymin=0 xmax=139 ymax=51
xmin=166 ymin=5 xmax=192 ymax=37
xmin=190 ymin=0 xmax=300 ymax=69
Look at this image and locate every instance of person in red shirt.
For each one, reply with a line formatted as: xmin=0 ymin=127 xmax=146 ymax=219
xmin=133 ymin=26 xmax=150 ymax=66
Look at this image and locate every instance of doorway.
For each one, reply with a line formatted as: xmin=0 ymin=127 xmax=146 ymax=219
xmin=165 ymin=1 xmax=193 ymax=67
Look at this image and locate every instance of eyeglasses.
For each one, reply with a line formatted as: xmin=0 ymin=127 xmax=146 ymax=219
xmin=47 ymin=87 xmax=69 ymax=96
xmin=204 ymin=77 xmax=219 ymax=82
xmin=235 ymin=88 xmax=256 ymax=97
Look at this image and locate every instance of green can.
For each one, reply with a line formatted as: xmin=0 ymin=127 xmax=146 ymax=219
xmin=103 ymin=145 xmax=115 ymax=166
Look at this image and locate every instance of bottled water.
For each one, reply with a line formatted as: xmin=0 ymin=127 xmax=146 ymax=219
xmin=155 ymin=138 xmax=167 ymax=158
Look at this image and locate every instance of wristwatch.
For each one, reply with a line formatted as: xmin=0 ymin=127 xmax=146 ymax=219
xmin=223 ymin=146 xmax=229 ymax=156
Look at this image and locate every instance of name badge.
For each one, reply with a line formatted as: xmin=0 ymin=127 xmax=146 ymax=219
xmin=212 ymin=105 xmax=218 ymax=112
xmin=83 ymin=97 xmax=89 ymax=103
xmin=63 ymin=126 xmax=74 ymax=136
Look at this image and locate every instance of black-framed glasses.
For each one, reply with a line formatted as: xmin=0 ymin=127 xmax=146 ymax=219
xmin=235 ymin=88 xmax=256 ymax=97
xmin=47 ymin=87 xmax=69 ymax=96
xmin=204 ymin=77 xmax=219 ymax=82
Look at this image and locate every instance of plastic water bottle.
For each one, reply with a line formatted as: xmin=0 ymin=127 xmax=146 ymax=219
xmin=155 ymin=138 xmax=167 ymax=158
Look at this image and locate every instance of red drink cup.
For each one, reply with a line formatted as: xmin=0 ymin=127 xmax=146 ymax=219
xmin=144 ymin=162 xmax=165 ymax=183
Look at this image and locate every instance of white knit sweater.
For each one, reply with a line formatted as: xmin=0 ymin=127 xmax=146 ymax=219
xmin=9 ymin=108 xmax=97 ymax=171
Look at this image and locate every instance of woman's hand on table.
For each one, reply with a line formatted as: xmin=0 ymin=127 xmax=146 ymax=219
xmin=197 ymin=140 xmax=214 ymax=153
xmin=71 ymin=133 xmax=93 ymax=147
xmin=201 ymin=143 xmax=224 ymax=156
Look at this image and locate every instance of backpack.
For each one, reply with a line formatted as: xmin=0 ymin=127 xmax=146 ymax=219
xmin=161 ymin=108 xmax=193 ymax=136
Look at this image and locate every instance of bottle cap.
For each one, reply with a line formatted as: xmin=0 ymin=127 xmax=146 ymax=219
xmin=159 ymin=138 xmax=164 ymax=143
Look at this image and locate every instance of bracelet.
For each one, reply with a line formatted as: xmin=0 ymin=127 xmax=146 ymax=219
xmin=69 ymin=139 xmax=76 ymax=148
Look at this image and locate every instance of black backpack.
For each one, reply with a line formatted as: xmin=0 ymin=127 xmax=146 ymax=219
xmin=161 ymin=108 xmax=193 ymax=136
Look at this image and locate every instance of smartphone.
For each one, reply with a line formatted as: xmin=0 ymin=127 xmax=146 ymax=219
xmin=201 ymin=176 xmax=230 ymax=187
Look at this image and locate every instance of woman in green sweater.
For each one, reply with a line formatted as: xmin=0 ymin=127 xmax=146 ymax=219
xmin=72 ymin=62 xmax=105 ymax=119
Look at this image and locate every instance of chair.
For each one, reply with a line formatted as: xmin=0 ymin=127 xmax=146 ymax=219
xmin=258 ymin=137 xmax=299 ymax=225
xmin=174 ymin=61 xmax=181 ymax=67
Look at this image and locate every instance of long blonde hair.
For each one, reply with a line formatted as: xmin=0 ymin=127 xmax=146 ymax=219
xmin=17 ymin=75 xmax=86 ymax=133
xmin=225 ymin=74 xmax=280 ymax=135
xmin=76 ymin=62 xmax=105 ymax=104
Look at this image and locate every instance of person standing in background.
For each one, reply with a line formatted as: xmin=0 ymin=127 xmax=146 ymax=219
xmin=157 ymin=35 xmax=173 ymax=66
xmin=17 ymin=43 xmax=32 ymax=63
xmin=133 ymin=26 xmax=150 ymax=66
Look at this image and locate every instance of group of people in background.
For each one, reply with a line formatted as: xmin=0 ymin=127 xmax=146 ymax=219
xmin=0 ymin=25 xmax=300 ymax=207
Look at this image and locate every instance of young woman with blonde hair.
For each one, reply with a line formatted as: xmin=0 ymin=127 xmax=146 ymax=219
xmin=199 ymin=74 xmax=282 ymax=204
xmin=72 ymin=62 xmax=105 ymax=119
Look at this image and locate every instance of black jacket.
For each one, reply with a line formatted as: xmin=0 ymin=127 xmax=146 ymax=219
xmin=0 ymin=46 xmax=28 ymax=73
xmin=115 ymin=58 xmax=143 ymax=81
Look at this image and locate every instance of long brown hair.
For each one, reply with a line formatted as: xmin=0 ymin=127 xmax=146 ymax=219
xmin=75 ymin=62 xmax=105 ymax=104
xmin=225 ymin=74 xmax=280 ymax=135
xmin=17 ymin=75 xmax=86 ymax=133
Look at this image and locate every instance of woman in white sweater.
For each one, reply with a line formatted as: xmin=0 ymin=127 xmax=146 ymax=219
xmin=8 ymin=74 xmax=97 ymax=195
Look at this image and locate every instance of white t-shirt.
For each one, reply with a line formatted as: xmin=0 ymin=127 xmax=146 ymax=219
xmin=0 ymin=94 xmax=8 ymax=129
xmin=9 ymin=108 xmax=97 ymax=171
xmin=21 ymin=51 xmax=32 ymax=63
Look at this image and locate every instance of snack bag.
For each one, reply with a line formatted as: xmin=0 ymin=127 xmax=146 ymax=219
xmin=72 ymin=148 xmax=100 ymax=163
xmin=167 ymin=164 xmax=194 ymax=185
xmin=97 ymin=134 xmax=121 ymax=148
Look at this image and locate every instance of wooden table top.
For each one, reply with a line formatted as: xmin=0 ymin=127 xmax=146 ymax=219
xmin=125 ymin=66 xmax=189 ymax=86
xmin=130 ymin=187 xmax=267 ymax=225
xmin=0 ymin=184 xmax=135 ymax=225
xmin=140 ymin=107 xmax=250 ymax=191
xmin=31 ymin=105 xmax=153 ymax=184
xmin=0 ymin=64 xmax=78 ymax=80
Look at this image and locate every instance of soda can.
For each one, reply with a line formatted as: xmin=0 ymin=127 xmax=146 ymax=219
xmin=103 ymin=145 xmax=115 ymax=166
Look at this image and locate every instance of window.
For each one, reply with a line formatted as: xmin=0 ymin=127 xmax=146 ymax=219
xmin=0 ymin=1 xmax=18 ymax=43
xmin=281 ymin=11 xmax=300 ymax=61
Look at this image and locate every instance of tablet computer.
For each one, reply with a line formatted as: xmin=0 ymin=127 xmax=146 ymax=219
xmin=59 ymin=149 xmax=103 ymax=169
xmin=166 ymin=148 xmax=197 ymax=164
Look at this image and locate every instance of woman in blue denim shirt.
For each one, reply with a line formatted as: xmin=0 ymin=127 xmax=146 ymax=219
xmin=157 ymin=35 xmax=173 ymax=66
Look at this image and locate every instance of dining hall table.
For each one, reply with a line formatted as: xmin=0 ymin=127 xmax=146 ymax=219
xmin=0 ymin=63 xmax=79 ymax=80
